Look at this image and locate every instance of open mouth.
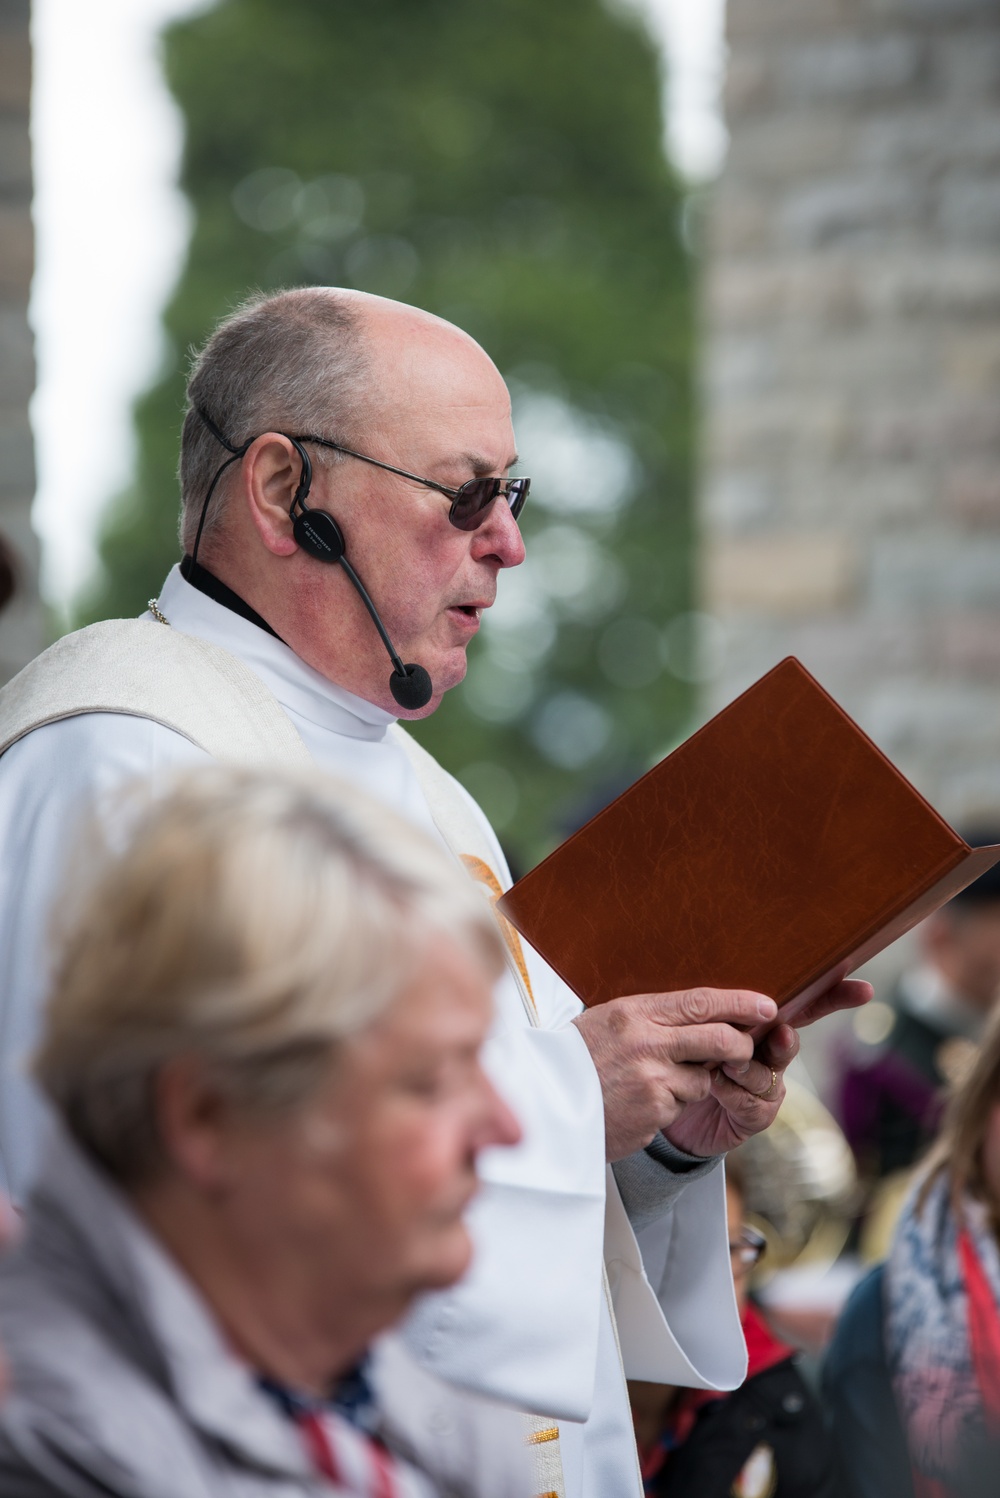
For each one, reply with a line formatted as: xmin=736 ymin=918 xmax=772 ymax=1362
xmin=447 ymin=605 xmax=484 ymax=625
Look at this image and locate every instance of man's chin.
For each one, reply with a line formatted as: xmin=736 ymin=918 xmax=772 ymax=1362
xmin=419 ymin=648 xmax=469 ymax=699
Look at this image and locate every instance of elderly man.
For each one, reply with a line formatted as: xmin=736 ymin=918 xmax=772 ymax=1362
xmin=0 ymin=766 xmax=523 ymax=1496
xmin=0 ymin=288 xmax=868 ymax=1495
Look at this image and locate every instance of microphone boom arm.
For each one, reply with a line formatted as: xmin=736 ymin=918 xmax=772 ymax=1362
xmin=338 ymin=555 xmax=408 ymax=679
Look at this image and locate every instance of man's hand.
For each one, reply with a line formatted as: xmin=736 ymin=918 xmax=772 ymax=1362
xmin=782 ymin=977 xmax=873 ymax=1032
xmin=662 ymin=977 xmax=873 ymax=1157
xmin=573 ymin=987 xmax=779 ymax=1161
xmin=661 ymin=1019 xmax=799 ymax=1157
xmin=574 ymin=978 xmax=874 ymax=1162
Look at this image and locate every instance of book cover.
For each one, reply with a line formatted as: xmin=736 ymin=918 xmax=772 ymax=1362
xmin=497 ymin=658 xmax=1000 ymax=1021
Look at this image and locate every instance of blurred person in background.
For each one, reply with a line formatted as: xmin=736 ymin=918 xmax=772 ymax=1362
xmin=880 ymin=1003 xmax=1000 ymax=1497
xmin=628 ymin=1154 xmax=837 ymax=1498
xmin=0 ymin=766 xmax=525 ymax=1498
xmin=822 ymin=1262 xmax=914 ymax=1498
xmin=0 ymin=287 xmax=868 ymax=1494
xmin=834 ymin=839 xmax=1000 ymax=1246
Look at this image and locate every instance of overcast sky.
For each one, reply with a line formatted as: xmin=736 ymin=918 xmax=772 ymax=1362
xmin=29 ymin=0 xmax=727 ymax=609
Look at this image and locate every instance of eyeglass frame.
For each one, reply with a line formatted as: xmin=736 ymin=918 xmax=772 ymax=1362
xmin=729 ymin=1225 xmax=767 ymax=1274
xmin=295 ymin=434 xmax=530 ymax=532
xmin=189 ymin=405 xmax=530 ymax=576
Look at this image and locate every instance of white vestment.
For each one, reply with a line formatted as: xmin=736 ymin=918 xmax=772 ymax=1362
xmin=0 ymin=565 xmax=745 ymax=1497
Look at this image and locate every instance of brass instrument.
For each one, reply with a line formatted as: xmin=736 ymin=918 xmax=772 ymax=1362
xmin=734 ymin=1074 xmax=858 ymax=1273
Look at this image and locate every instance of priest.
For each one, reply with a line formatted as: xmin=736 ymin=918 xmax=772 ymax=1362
xmin=0 ymin=288 xmax=869 ymax=1496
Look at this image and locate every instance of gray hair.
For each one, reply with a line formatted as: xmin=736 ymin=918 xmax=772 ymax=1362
xmin=179 ymin=287 xmax=370 ymax=551
xmin=35 ymin=766 xmax=504 ymax=1185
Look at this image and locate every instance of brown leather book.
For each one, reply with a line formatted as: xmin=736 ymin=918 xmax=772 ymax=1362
xmin=497 ymin=658 xmax=1000 ymax=1024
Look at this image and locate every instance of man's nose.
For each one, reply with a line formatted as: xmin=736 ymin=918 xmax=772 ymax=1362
xmin=471 ymin=496 xmax=526 ymax=569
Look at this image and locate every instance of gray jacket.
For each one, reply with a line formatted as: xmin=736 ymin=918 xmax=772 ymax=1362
xmin=0 ymin=1126 xmax=385 ymax=1497
xmin=0 ymin=1128 xmax=528 ymax=1498
xmin=0 ymin=1121 xmax=698 ymax=1498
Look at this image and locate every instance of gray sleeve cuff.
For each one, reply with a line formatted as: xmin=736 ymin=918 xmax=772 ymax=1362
xmin=611 ymin=1134 xmax=722 ymax=1234
xmin=644 ymin=1132 xmax=718 ymax=1173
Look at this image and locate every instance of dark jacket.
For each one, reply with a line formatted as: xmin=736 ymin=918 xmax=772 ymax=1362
xmin=821 ymin=1264 xmax=914 ymax=1498
xmin=647 ymin=1332 xmax=837 ymax=1498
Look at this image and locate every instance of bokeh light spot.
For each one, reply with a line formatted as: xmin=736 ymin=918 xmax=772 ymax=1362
xmin=531 ymin=690 xmax=613 ymax=769
xmin=662 ymin=610 xmax=727 ymax=683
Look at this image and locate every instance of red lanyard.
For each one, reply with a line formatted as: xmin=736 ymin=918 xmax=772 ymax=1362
xmin=959 ymin=1228 xmax=1000 ymax=1431
xmin=296 ymin=1407 xmax=398 ymax=1498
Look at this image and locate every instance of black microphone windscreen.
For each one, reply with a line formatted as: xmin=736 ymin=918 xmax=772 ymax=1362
xmin=389 ymin=663 xmax=433 ymax=711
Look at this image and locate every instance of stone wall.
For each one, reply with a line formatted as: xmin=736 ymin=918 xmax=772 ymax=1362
xmin=0 ymin=0 xmax=41 ymax=681
xmin=701 ymin=0 xmax=1000 ymax=823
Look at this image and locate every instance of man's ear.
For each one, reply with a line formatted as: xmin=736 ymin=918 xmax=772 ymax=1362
xmin=241 ymin=433 xmax=303 ymax=558
xmin=154 ymin=1054 xmax=235 ymax=1192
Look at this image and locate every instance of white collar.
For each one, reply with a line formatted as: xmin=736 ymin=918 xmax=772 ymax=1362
xmin=156 ymin=564 xmax=398 ymax=744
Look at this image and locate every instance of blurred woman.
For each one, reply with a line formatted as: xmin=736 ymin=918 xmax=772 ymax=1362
xmin=886 ymin=1004 xmax=1000 ymax=1497
xmin=0 ymin=767 xmax=521 ymax=1497
xmin=629 ymin=1157 xmax=836 ymax=1498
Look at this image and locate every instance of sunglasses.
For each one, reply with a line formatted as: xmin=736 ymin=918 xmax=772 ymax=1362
xmin=298 ymin=435 xmax=530 ymax=532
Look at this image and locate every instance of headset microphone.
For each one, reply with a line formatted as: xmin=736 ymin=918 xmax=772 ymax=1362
xmin=288 ymin=442 xmax=434 ymax=712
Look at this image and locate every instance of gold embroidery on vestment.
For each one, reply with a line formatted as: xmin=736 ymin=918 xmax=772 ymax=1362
xmin=525 ymin=1426 xmax=560 ymax=1446
xmin=460 ymin=854 xmax=537 ymax=1019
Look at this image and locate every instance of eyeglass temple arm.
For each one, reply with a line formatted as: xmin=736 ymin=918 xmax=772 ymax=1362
xmin=295 ymin=435 xmax=461 ymax=501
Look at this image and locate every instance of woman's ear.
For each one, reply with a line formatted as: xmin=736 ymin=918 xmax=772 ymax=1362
xmin=154 ymin=1054 xmax=235 ymax=1192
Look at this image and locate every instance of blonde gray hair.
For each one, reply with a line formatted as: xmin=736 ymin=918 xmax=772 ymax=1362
xmin=35 ymin=766 xmax=503 ymax=1185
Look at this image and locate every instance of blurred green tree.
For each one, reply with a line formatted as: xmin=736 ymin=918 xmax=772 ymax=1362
xmin=79 ymin=0 xmax=697 ymax=866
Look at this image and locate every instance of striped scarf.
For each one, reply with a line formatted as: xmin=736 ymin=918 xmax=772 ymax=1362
xmin=259 ymin=1372 xmax=432 ymax=1497
xmin=885 ymin=1171 xmax=1000 ymax=1496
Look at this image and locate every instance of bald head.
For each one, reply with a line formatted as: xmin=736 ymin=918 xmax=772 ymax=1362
xmin=179 ymin=287 xmax=503 ymax=552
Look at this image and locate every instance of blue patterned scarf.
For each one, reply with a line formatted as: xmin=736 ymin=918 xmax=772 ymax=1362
xmin=885 ymin=1170 xmax=1000 ymax=1490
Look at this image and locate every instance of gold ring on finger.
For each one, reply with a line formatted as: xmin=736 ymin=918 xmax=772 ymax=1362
xmin=755 ymin=1067 xmax=778 ymax=1101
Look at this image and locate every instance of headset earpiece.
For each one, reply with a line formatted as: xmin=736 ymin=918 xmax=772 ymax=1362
xmin=287 ymin=436 xmax=346 ymax=563
xmin=289 ymin=436 xmax=314 ymax=511
xmin=292 ymin=506 xmax=346 ymax=564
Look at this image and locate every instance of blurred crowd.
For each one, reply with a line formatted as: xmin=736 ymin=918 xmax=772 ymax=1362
xmin=622 ymin=842 xmax=1000 ymax=1498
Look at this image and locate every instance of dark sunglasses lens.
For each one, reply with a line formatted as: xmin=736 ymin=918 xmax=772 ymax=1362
xmin=449 ymin=476 xmax=531 ymax=531
xmin=449 ymin=478 xmax=502 ymax=531
xmin=507 ymin=477 xmax=529 ymax=521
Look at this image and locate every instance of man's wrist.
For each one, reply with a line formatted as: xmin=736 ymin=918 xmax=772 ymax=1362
xmin=645 ymin=1132 xmax=720 ymax=1173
